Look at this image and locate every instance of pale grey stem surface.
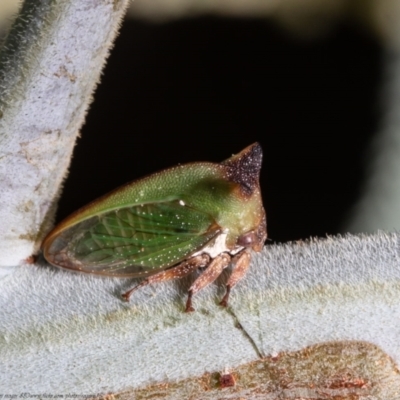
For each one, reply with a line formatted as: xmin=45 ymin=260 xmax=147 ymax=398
xmin=1 ymin=232 xmax=400 ymax=394
xmin=0 ymin=0 xmax=130 ymax=272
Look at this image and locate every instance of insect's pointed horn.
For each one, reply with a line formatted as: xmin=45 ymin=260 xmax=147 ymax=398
xmin=221 ymin=143 xmax=263 ymax=195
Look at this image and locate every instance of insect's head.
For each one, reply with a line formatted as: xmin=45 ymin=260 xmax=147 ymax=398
xmin=236 ymin=210 xmax=267 ymax=252
xmin=220 ymin=143 xmax=267 ymax=253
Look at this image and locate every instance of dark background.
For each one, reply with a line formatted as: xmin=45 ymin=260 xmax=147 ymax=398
xmin=57 ymin=16 xmax=382 ymax=243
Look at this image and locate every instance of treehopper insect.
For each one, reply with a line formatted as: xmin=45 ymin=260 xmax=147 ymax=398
xmin=42 ymin=143 xmax=267 ymax=311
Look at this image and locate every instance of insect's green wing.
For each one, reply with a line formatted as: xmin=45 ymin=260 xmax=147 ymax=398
xmin=48 ymin=200 xmax=220 ymax=276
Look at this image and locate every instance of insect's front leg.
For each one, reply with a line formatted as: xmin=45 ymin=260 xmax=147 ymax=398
xmin=122 ymin=254 xmax=210 ymax=302
xmin=186 ymin=253 xmax=231 ymax=312
xmin=220 ymin=250 xmax=251 ymax=307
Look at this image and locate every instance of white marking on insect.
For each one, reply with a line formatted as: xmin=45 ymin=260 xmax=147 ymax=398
xmin=192 ymin=232 xmax=243 ymax=259
xmin=179 ymin=200 xmax=185 ymax=206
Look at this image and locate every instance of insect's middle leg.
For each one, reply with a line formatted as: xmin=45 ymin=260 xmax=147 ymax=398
xmin=220 ymin=250 xmax=251 ymax=307
xmin=186 ymin=253 xmax=231 ymax=312
xmin=122 ymin=254 xmax=210 ymax=302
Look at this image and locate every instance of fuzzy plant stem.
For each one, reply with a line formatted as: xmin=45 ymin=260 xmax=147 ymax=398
xmin=1 ymin=232 xmax=400 ymax=396
xmin=0 ymin=0 xmax=130 ymax=272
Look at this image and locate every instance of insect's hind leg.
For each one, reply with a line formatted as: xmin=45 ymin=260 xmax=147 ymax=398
xmin=122 ymin=254 xmax=210 ymax=302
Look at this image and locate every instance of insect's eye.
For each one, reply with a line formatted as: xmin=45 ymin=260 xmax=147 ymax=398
xmin=236 ymin=231 xmax=258 ymax=247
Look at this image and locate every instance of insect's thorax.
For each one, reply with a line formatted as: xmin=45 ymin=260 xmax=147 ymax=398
xmin=181 ymin=181 xmax=265 ymax=254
